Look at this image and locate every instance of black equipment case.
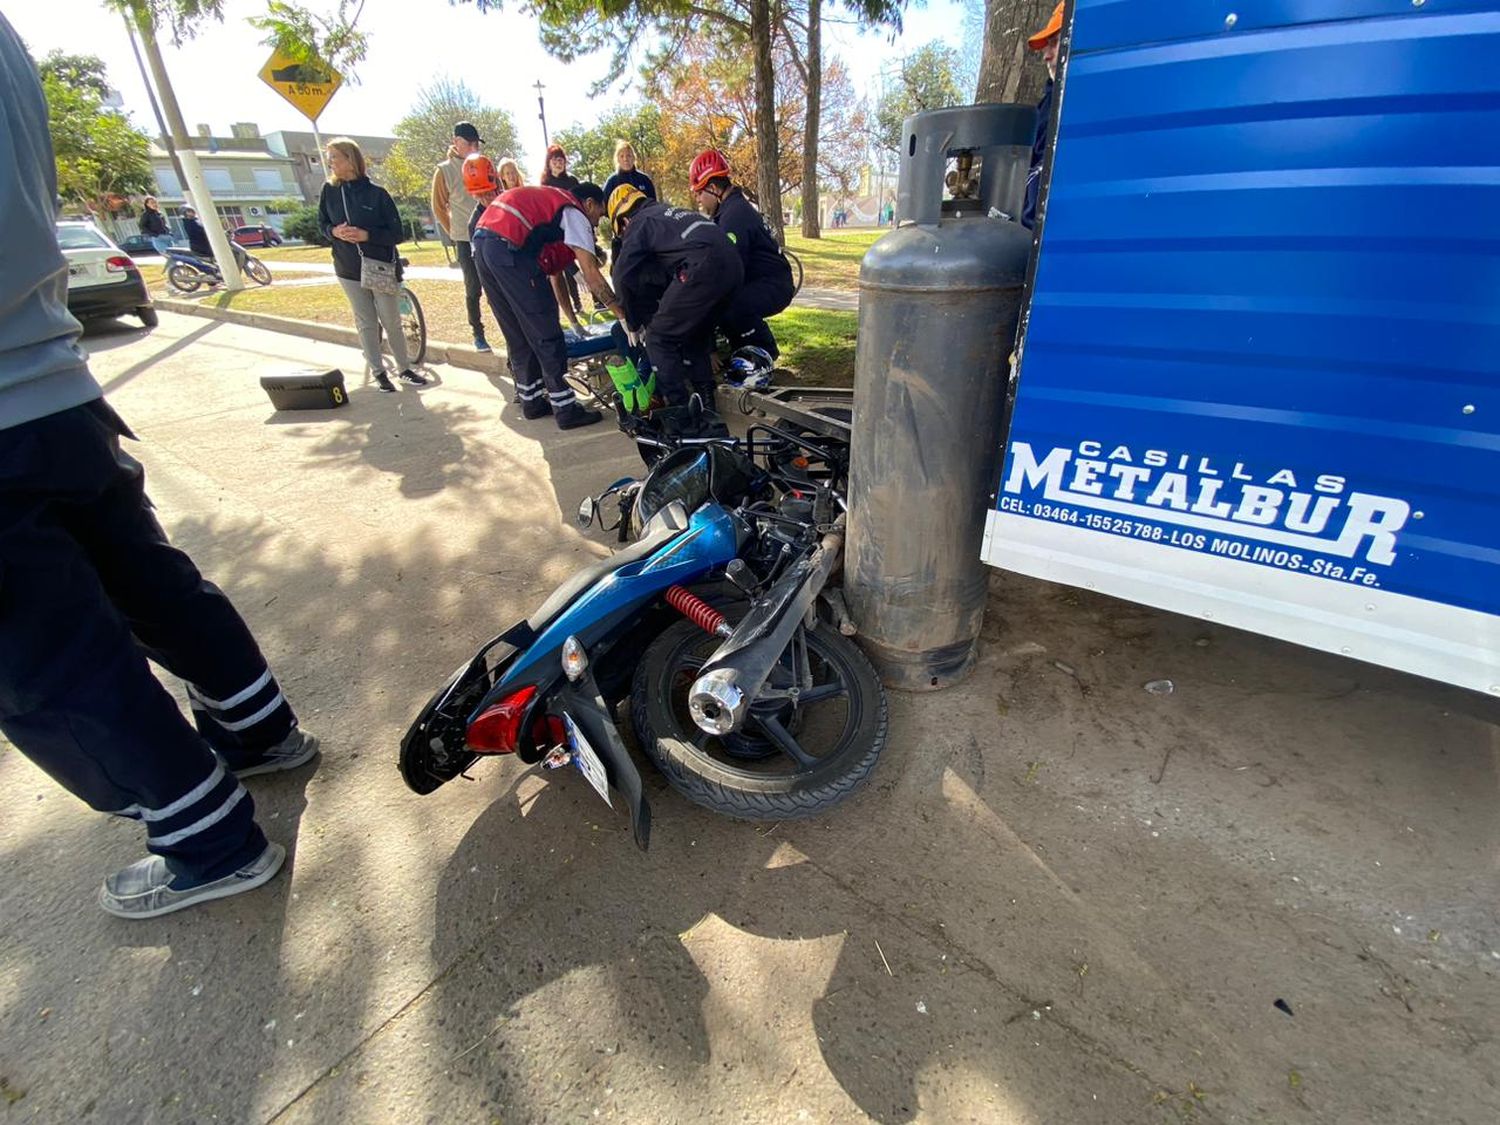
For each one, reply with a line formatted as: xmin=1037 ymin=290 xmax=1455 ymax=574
xmin=260 ymin=369 xmax=348 ymax=410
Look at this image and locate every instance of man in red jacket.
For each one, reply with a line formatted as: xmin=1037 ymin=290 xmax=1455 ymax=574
xmin=471 ymin=182 xmax=624 ymax=429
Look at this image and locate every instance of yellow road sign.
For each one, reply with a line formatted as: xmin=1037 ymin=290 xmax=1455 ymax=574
xmin=258 ymin=48 xmax=342 ymax=122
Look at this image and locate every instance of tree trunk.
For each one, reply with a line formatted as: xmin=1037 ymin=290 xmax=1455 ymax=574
xmin=749 ymin=0 xmax=785 ymax=243
xmin=975 ymin=0 xmax=1053 ymax=108
xmin=800 ymin=0 xmax=822 ymax=240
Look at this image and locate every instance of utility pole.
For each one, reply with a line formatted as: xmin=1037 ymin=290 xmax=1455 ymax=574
xmin=534 ymin=79 xmax=549 ymax=149
xmin=128 ymin=2 xmax=243 ymax=290
xmin=122 ymin=12 xmax=187 ymax=206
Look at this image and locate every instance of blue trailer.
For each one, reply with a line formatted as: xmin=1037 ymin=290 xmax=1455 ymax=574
xmin=982 ymin=1 xmax=1500 ymax=694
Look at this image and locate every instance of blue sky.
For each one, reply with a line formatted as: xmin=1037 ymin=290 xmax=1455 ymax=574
xmin=13 ymin=0 xmax=977 ymax=174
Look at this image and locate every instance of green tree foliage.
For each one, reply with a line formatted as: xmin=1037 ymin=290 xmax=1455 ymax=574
xmin=38 ymin=52 xmax=154 ymax=211
xmin=379 ymin=142 xmax=431 ymax=205
xmin=247 ymin=0 xmax=369 ymax=83
xmin=280 ymin=204 xmax=326 ymax=244
xmin=552 ymin=104 xmax=665 ymax=187
xmin=874 ymin=41 xmax=965 ymax=158
xmin=394 ymin=77 xmax=522 ymax=169
xmin=36 ymin=51 xmax=114 ymax=99
xmin=466 ymin=0 xmax=904 ymax=242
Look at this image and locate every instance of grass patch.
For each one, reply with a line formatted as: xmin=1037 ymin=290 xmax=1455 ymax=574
xmin=184 ymin=278 xmax=858 ymax=387
xmin=783 ymin=230 xmax=882 ymax=292
xmin=260 ymin=241 xmax=449 ymax=268
xmin=769 ymin=307 xmax=857 ymax=387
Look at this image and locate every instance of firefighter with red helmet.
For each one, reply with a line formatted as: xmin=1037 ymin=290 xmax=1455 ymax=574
xmin=688 ymin=149 xmax=794 ymax=358
xmin=471 ymin=181 xmax=622 ymax=429
xmin=606 ymin=183 xmax=743 ymax=408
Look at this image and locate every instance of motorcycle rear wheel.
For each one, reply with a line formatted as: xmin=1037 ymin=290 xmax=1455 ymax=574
xmin=631 ymin=616 xmax=887 ymax=820
xmin=167 ymin=263 xmax=204 ymax=293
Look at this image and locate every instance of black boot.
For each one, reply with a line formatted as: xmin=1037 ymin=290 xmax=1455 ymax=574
xmin=555 ymin=403 xmax=603 ymax=430
xmin=521 ymin=398 xmax=553 ymax=420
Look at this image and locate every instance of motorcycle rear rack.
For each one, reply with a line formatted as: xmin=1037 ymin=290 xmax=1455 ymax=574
xmin=741 ymin=386 xmax=854 ymax=441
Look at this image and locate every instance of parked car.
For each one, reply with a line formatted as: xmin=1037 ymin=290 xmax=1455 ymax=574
xmin=118 ymin=233 xmax=163 ymax=256
xmin=56 ymin=221 xmax=156 ymax=329
xmin=230 ymin=224 xmax=283 ymax=248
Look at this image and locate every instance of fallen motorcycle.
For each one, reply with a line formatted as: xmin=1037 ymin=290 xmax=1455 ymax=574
xmin=399 ymin=403 xmax=885 ymax=848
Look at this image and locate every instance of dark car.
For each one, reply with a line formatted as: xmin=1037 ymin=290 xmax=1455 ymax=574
xmin=118 ymin=233 xmax=161 ymax=256
xmin=57 ymin=221 xmax=156 ymax=328
xmin=230 ymin=225 xmax=283 ymax=248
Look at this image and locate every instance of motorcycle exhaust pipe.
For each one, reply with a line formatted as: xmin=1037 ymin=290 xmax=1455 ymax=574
xmin=688 ymin=521 xmax=845 ymax=736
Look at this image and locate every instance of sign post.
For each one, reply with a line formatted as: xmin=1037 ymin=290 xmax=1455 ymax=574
xmin=258 ymin=49 xmax=343 ymax=178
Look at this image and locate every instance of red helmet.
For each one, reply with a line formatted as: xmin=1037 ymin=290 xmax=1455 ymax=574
xmin=689 ymin=149 xmax=732 ymax=193
xmin=462 ymin=153 xmax=499 ymax=195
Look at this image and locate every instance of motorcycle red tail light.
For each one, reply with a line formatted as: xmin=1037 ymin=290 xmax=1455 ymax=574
xmin=466 ymin=685 xmax=538 ymax=754
xmin=106 ymin=256 xmax=133 ymax=273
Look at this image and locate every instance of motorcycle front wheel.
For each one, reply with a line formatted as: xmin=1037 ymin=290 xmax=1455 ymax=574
xmin=631 ymin=616 xmax=887 ymax=820
xmin=244 ymin=257 xmax=273 ymax=286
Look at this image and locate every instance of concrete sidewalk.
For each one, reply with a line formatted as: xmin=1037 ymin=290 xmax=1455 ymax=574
xmin=1 ymin=312 xmax=1496 ymax=1124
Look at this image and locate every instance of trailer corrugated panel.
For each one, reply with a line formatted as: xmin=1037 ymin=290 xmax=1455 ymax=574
xmin=983 ymin=1 xmax=1500 ymax=692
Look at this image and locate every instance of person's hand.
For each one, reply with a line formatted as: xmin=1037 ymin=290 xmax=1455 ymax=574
xmin=566 ymin=308 xmax=584 ymax=331
xmin=345 ymin=226 xmax=369 ymax=243
xmin=624 ymin=326 xmax=641 ymax=349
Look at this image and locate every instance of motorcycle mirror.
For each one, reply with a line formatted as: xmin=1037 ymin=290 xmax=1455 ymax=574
xmin=576 ymin=497 xmax=597 ymax=528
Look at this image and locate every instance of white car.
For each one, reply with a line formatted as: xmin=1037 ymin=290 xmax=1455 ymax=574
xmin=56 ymin=221 xmax=157 ymax=329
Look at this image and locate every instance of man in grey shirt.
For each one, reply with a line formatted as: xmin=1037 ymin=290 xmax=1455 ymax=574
xmin=0 ymin=13 xmax=318 ymax=919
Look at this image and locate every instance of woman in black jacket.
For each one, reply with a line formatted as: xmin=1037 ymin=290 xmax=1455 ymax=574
xmin=317 ymin=137 xmax=426 ymax=392
xmin=539 ymin=144 xmax=585 ymax=314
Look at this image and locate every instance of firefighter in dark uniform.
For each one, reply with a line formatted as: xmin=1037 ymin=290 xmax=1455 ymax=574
xmin=688 ymin=149 xmax=794 ymax=357
xmin=471 ymin=182 xmax=624 ymax=430
xmin=606 ymin=185 xmax=744 ymax=407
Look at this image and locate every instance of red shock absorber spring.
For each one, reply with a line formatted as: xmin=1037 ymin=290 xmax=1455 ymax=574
xmin=666 ymin=585 xmax=730 ymax=636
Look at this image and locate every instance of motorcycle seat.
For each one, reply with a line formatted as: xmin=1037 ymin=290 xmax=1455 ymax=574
xmin=526 ymin=501 xmax=690 ymax=631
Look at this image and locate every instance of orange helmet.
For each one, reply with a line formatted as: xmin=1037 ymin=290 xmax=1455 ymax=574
xmin=463 ymin=153 xmax=499 ymax=194
xmin=689 ymin=149 xmax=732 ymax=193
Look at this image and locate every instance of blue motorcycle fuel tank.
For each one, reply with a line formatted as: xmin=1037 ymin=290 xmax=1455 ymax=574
xmin=495 ymin=504 xmax=742 ymax=689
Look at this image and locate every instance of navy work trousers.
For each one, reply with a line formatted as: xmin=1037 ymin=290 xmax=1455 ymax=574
xmin=0 ymin=401 xmax=296 ymax=884
xmin=644 ymin=255 xmax=743 ymax=407
xmin=719 ymin=271 xmax=794 ymax=359
xmin=472 ymin=231 xmax=580 ymax=416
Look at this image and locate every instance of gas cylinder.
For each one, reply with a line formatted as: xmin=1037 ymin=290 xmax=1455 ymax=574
xmin=845 ymin=104 xmax=1037 ymax=690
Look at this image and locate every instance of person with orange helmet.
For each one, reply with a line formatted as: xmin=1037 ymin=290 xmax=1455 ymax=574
xmin=1023 ymin=2 xmax=1065 ymax=229
xmin=689 ymin=149 xmax=794 ymax=358
xmin=461 ymin=152 xmax=501 ymax=238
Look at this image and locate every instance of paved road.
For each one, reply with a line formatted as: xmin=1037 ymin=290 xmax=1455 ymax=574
xmin=1 ymin=312 xmax=1496 ymax=1124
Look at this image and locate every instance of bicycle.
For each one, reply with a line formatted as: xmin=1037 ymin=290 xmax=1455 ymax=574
xmin=784 ymin=247 xmax=804 ymax=296
xmin=385 ymin=258 xmax=428 ymax=367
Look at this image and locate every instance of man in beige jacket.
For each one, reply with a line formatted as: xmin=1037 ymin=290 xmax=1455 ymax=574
xmin=431 ymin=121 xmax=492 ymax=352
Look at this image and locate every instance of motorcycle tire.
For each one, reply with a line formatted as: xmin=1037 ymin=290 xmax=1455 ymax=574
xmin=167 ymin=263 xmax=204 ymax=293
xmin=631 ymin=616 xmax=887 ymax=820
xmin=245 ymin=257 xmax=273 ymax=286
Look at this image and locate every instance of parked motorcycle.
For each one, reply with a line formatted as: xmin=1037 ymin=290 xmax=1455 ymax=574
xmin=163 ymin=245 xmax=272 ymax=293
xmin=399 ymin=402 xmax=886 ymax=848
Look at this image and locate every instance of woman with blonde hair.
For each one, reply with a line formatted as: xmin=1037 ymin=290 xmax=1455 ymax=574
xmin=601 ymin=139 xmax=655 ymax=204
xmin=316 ymin=136 xmax=426 ymax=392
xmin=496 ymin=157 xmax=524 ymax=191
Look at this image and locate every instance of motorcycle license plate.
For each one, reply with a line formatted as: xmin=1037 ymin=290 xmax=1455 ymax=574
xmin=563 ymin=714 xmax=612 ymax=807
